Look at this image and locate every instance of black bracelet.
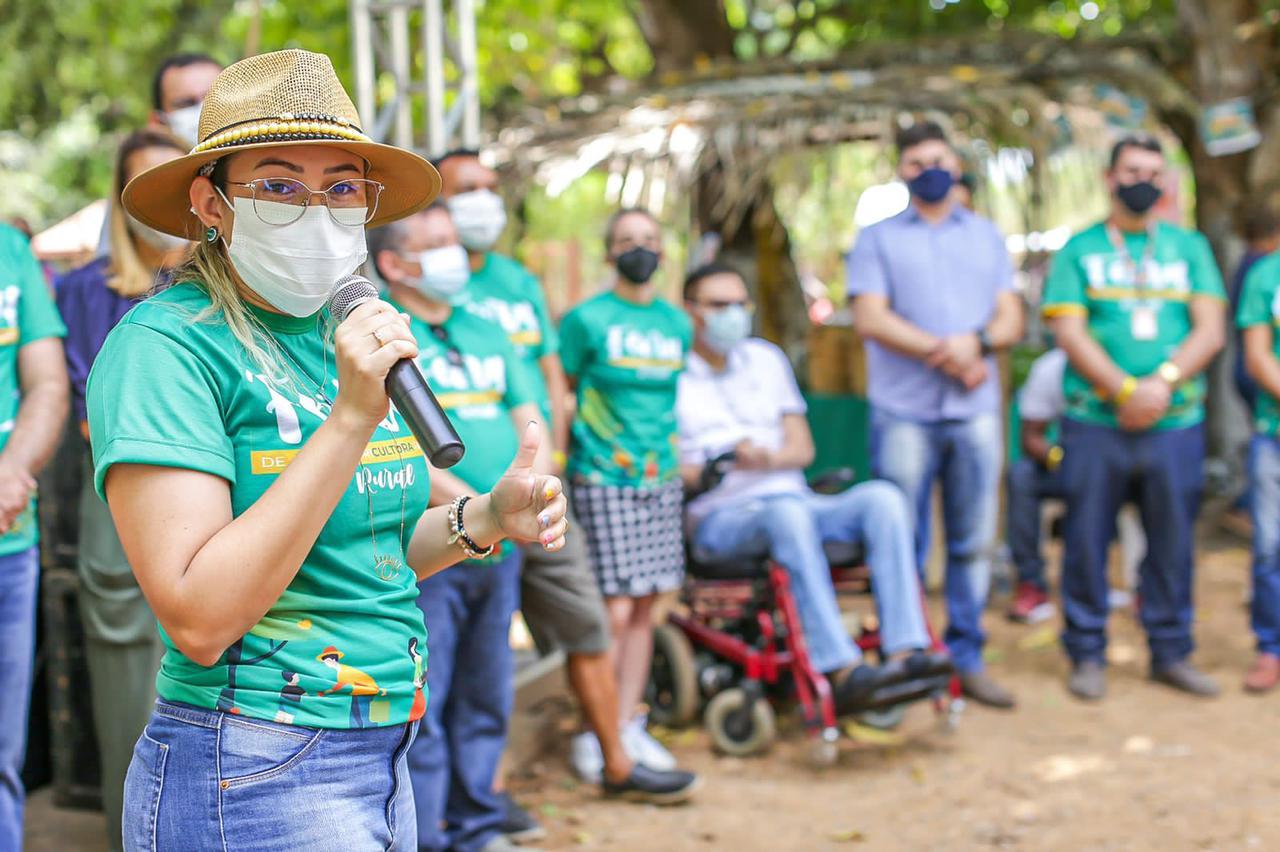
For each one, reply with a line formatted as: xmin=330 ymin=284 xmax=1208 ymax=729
xmin=448 ymin=495 xmax=495 ymax=559
xmin=977 ymin=328 xmax=994 ymax=356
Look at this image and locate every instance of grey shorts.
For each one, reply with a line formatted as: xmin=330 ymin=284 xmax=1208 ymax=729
xmin=519 ymin=507 xmax=611 ymax=656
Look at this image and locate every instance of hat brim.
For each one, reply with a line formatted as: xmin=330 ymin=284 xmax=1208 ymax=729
xmin=121 ymin=138 xmax=442 ymax=238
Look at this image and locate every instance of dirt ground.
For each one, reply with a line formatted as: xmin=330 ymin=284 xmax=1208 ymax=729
xmin=26 ymin=523 xmax=1280 ymax=852
xmin=511 ymin=523 xmax=1280 ymax=852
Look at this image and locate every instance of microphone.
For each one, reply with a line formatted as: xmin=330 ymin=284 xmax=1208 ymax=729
xmin=327 ymin=275 xmax=465 ymax=469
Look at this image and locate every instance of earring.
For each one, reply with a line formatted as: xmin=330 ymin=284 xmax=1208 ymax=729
xmin=205 ymin=226 xmax=218 ymax=243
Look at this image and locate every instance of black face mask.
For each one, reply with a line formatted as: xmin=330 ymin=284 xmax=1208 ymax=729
xmin=1116 ymin=180 xmax=1162 ymax=215
xmin=615 ymin=247 xmax=660 ymax=284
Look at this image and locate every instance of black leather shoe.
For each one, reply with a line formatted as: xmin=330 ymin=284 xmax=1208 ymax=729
xmin=1151 ymin=661 xmax=1220 ymax=697
xmin=496 ymin=791 xmax=546 ymax=844
xmin=602 ymin=764 xmax=701 ymax=805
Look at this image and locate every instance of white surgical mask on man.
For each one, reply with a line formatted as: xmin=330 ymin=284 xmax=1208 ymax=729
xmin=164 ymin=103 xmax=203 ymax=147
xmin=411 ymin=244 xmax=471 ymax=304
xmin=127 ymin=214 xmax=190 ymax=253
xmin=219 ymin=192 xmax=367 ymax=317
xmin=446 ymin=189 xmax=507 ymax=251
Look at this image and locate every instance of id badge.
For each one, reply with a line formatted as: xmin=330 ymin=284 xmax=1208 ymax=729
xmin=1130 ymin=306 xmax=1158 ymax=341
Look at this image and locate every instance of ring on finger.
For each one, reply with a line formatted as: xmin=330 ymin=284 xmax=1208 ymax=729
xmin=372 ymin=325 xmax=392 ymax=345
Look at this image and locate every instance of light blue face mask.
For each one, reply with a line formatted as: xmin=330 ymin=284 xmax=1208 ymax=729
xmin=413 ymin=244 xmax=471 ymax=304
xmin=702 ymin=304 xmax=752 ymax=354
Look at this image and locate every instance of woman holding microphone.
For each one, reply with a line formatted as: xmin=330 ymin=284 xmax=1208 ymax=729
xmin=89 ymin=51 xmax=566 ymax=851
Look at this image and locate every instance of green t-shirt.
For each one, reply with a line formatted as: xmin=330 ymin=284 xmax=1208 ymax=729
xmin=399 ymin=303 xmax=535 ymax=565
xmin=1236 ymin=252 xmax=1280 ymax=436
xmin=463 ymin=253 xmax=558 ymax=424
xmin=1042 ymin=221 xmax=1225 ymax=430
xmin=559 ymin=291 xmax=692 ymax=487
xmin=87 ymin=283 xmax=431 ymax=730
xmin=0 ymin=225 xmax=66 ymax=556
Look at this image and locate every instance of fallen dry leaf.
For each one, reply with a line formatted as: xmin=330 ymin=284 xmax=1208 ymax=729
xmin=830 ymin=828 xmax=867 ymax=842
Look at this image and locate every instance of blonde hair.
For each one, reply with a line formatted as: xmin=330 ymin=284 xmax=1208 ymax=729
xmin=107 ymin=129 xmax=188 ymax=297
xmin=173 ymin=239 xmax=294 ymax=386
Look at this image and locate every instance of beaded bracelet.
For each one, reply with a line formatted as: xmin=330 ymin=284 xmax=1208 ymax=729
xmin=448 ymin=495 xmax=495 ymax=560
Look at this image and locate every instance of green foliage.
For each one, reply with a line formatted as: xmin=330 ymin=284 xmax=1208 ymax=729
xmin=0 ymin=0 xmax=1183 ymax=228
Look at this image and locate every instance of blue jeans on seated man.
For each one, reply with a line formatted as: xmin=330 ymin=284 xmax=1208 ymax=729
xmin=409 ymin=549 xmax=521 ymax=852
xmin=123 ymin=699 xmax=417 ymax=851
xmin=1248 ymin=434 xmax=1280 ymax=656
xmin=0 ymin=546 xmax=37 ymax=851
xmin=870 ymin=409 xmax=1003 ymax=674
xmin=1059 ymin=418 xmax=1203 ymax=668
xmin=692 ymin=481 xmax=929 ymax=674
xmin=1006 ymin=456 xmax=1067 ymax=591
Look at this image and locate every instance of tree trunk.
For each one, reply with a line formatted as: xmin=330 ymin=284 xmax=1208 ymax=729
xmin=631 ymin=0 xmax=736 ymax=73
xmin=692 ymin=161 xmax=810 ymax=358
xmin=1175 ymin=0 xmax=1273 ymax=478
xmin=634 ymin=0 xmax=808 ymax=358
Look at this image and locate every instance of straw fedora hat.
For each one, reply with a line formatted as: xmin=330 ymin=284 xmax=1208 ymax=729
xmin=122 ymin=49 xmax=441 ymax=238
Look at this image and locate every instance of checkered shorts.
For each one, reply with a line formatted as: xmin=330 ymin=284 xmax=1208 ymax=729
xmin=571 ymin=479 xmax=685 ymax=598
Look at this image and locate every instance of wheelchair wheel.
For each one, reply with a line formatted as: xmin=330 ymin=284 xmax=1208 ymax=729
xmin=856 ymin=704 xmax=907 ymax=731
xmin=646 ymin=624 xmax=700 ymax=727
xmin=705 ymin=687 xmax=776 ymax=757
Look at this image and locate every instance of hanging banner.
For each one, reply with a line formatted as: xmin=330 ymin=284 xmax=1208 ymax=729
xmin=1201 ymin=97 xmax=1262 ymax=157
xmin=1093 ymin=84 xmax=1147 ymax=129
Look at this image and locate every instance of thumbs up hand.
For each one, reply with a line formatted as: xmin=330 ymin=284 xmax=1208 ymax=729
xmin=487 ymin=421 xmax=569 ymax=551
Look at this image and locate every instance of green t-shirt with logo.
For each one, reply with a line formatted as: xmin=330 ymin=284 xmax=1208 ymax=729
xmin=398 ymin=303 xmax=536 ymax=563
xmin=1042 ymin=221 xmax=1225 ymax=430
xmin=1236 ymin=252 xmax=1280 ymax=436
xmin=87 ymin=283 xmax=431 ymax=730
xmin=463 ymin=253 xmax=557 ymax=425
xmin=0 ymin=225 xmax=66 ymax=556
xmin=559 ymin=290 xmax=691 ymax=487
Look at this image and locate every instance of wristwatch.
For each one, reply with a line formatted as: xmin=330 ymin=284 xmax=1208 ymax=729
xmin=1157 ymin=361 xmax=1182 ymax=386
xmin=976 ymin=328 xmax=994 ymax=357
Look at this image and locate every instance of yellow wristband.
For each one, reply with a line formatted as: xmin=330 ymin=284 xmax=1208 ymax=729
xmin=1046 ymin=445 xmax=1064 ymax=472
xmin=1111 ymin=376 xmax=1138 ymax=406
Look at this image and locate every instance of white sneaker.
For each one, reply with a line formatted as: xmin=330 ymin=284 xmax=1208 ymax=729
xmin=569 ymin=731 xmax=604 ymax=784
xmin=623 ymin=715 xmax=677 ymax=771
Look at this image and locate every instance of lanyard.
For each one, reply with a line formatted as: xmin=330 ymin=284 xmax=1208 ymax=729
xmin=1104 ymin=222 xmax=1157 ymax=290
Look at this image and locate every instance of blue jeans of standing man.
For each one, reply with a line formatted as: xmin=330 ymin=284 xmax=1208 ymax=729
xmin=0 ymin=546 xmax=38 ymax=851
xmin=1059 ymin=418 xmax=1203 ymax=667
xmin=409 ymin=550 xmax=520 ymax=852
xmin=124 ymin=699 xmax=417 ymax=851
xmin=692 ymin=482 xmax=929 ymax=674
xmin=870 ymin=409 xmax=1003 ymax=674
xmin=1006 ymin=456 xmax=1067 ymax=591
xmin=1248 ymin=434 xmax=1280 ymax=656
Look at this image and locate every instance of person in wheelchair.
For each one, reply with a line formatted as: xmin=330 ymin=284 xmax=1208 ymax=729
xmin=676 ymin=262 xmax=952 ymax=716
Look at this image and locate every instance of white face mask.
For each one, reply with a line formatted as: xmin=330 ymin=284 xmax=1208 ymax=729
xmin=220 ymin=194 xmax=368 ymax=317
xmin=411 ymin=244 xmax=471 ymax=304
xmin=127 ymin=214 xmax=189 ymax=253
xmin=446 ymin=189 xmax=507 ymax=251
xmin=164 ymin=103 xmax=203 ymax=147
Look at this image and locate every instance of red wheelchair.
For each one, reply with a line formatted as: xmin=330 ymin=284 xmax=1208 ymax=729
xmin=646 ymin=457 xmax=961 ymax=766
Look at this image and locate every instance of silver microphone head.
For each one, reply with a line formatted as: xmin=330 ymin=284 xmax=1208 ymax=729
xmin=326 ymin=274 xmax=380 ymax=322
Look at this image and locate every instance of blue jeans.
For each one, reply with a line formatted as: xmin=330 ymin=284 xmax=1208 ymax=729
xmin=0 ymin=546 xmax=37 ymax=851
xmin=870 ymin=409 xmax=1002 ymax=673
xmin=409 ymin=551 xmax=520 ymax=852
xmin=122 ymin=699 xmax=417 ymax=851
xmin=1059 ymin=419 xmax=1204 ymax=667
xmin=1006 ymin=456 xmax=1066 ymax=590
xmin=693 ymin=482 xmax=928 ymax=673
xmin=1249 ymin=435 xmax=1280 ymax=655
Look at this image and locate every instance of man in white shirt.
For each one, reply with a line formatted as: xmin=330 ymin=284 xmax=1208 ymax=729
xmin=1006 ymin=348 xmax=1068 ymax=623
xmin=677 ymin=263 xmax=951 ymax=716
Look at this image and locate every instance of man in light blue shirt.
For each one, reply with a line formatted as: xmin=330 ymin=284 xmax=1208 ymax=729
xmin=847 ymin=121 xmax=1023 ymax=709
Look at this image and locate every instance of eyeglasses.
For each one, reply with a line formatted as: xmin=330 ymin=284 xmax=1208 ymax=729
xmin=694 ymin=298 xmax=754 ymax=312
xmin=428 ymin=324 xmax=464 ymax=367
xmin=224 ymin=177 xmax=384 ymax=226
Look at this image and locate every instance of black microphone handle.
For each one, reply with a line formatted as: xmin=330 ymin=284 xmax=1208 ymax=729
xmin=385 ymin=358 xmax=465 ymax=469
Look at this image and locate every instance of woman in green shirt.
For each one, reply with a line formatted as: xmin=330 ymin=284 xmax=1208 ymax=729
xmin=559 ymin=208 xmax=692 ymax=767
xmin=90 ymin=51 xmax=566 ymax=851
